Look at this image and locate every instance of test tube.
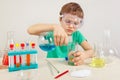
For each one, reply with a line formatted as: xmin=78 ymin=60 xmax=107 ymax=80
xmin=20 ymin=42 xmax=26 ymax=66
xmin=15 ymin=43 xmax=21 ymax=67
xmin=15 ymin=55 xmax=21 ymax=67
xmin=21 ymin=55 xmax=25 ymax=66
xmin=31 ymin=54 xmax=37 ymax=64
xmin=26 ymin=42 xmax=31 ymax=66
xmin=10 ymin=56 xmax=14 ymax=68
xmin=26 ymin=54 xmax=30 ymax=66
xmin=9 ymin=44 xmax=15 ymax=68
xmin=30 ymin=42 xmax=36 ymax=64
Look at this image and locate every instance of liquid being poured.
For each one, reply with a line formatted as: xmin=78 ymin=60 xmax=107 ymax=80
xmin=39 ymin=44 xmax=55 ymax=51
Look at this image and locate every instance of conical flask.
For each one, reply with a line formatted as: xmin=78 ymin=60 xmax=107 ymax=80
xmin=102 ymin=29 xmax=119 ymax=63
xmin=2 ymin=31 xmax=15 ymax=66
xmin=103 ymin=30 xmax=115 ymax=56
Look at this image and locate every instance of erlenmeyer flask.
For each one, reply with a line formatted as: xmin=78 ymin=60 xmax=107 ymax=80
xmin=103 ymin=29 xmax=119 ymax=62
xmin=103 ymin=29 xmax=115 ymax=56
xmin=2 ymin=31 xmax=15 ymax=66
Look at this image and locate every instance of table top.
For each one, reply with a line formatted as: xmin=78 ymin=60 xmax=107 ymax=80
xmin=0 ymin=57 xmax=120 ymax=80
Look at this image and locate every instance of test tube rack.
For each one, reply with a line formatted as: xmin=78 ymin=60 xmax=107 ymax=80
xmin=8 ymin=49 xmax=38 ymax=72
xmin=8 ymin=41 xmax=38 ymax=72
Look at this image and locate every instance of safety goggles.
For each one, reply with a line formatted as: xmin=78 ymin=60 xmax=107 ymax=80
xmin=61 ymin=14 xmax=83 ymax=29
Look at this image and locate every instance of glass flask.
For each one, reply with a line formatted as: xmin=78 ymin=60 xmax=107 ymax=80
xmin=2 ymin=31 xmax=15 ymax=66
xmin=102 ymin=29 xmax=119 ymax=63
xmin=103 ymin=29 xmax=113 ymax=56
xmin=38 ymin=32 xmax=56 ymax=51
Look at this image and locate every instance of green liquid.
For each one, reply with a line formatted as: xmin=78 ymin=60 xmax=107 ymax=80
xmin=68 ymin=55 xmax=74 ymax=66
xmin=90 ymin=57 xmax=105 ymax=68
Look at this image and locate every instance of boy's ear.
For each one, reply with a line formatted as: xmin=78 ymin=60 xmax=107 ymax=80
xmin=59 ymin=17 xmax=62 ymax=21
xmin=80 ymin=19 xmax=84 ymax=27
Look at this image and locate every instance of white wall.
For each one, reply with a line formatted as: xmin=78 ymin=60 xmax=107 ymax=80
xmin=0 ymin=0 xmax=120 ymax=50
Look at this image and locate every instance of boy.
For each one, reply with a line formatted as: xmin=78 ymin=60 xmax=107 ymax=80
xmin=27 ymin=2 xmax=94 ymax=66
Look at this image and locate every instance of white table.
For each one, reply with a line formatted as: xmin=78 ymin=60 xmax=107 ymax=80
xmin=0 ymin=57 xmax=120 ymax=80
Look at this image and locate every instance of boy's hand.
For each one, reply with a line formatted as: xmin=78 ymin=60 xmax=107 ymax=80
xmin=53 ymin=25 xmax=68 ymax=46
xmin=0 ymin=65 xmax=8 ymax=69
xmin=72 ymin=51 xmax=88 ymax=66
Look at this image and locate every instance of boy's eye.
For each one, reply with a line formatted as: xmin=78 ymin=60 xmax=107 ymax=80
xmin=65 ymin=20 xmax=71 ymax=24
xmin=74 ymin=22 xmax=79 ymax=25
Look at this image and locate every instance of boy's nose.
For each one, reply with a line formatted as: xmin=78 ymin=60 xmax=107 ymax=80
xmin=69 ymin=24 xmax=74 ymax=28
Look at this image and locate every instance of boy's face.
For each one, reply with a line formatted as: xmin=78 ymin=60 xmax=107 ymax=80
xmin=60 ymin=14 xmax=82 ymax=35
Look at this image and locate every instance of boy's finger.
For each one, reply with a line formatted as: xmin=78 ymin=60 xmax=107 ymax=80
xmin=72 ymin=56 xmax=80 ymax=62
xmin=54 ymin=36 xmax=57 ymax=46
xmin=74 ymin=60 xmax=84 ymax=66
xmin=60 ymin=36 xmax=65 ymax=46
xmin=56 ymin=34 xmax=61 ymax=46
xmin=74 ymin=51 xmax=81 ymax=57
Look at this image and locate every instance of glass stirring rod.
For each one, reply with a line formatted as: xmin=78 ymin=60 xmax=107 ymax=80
xmin=45 ymin=59 xmax=60 ymax=73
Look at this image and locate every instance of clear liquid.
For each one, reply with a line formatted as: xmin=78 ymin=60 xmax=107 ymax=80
xmin=39 ymin=44 xmax=55 ymax=51
xmin=90 ymin=57 xmax=105 ymax=68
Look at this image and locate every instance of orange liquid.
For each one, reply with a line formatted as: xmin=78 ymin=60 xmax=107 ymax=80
xmin=26 ymin=54 xmax=30 ymax=66
xmin=16 ymin=63 xmax=21 ymax=67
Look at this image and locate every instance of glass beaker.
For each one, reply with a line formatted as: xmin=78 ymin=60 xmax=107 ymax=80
xmin=67 ymin=36 xmax=76 ymax=66
xmin=90 ymin=43 xmax=105 ymax=68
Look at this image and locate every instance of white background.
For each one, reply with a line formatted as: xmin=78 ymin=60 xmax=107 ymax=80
xmin=0 ymin=0 xmax=120 ymax=50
